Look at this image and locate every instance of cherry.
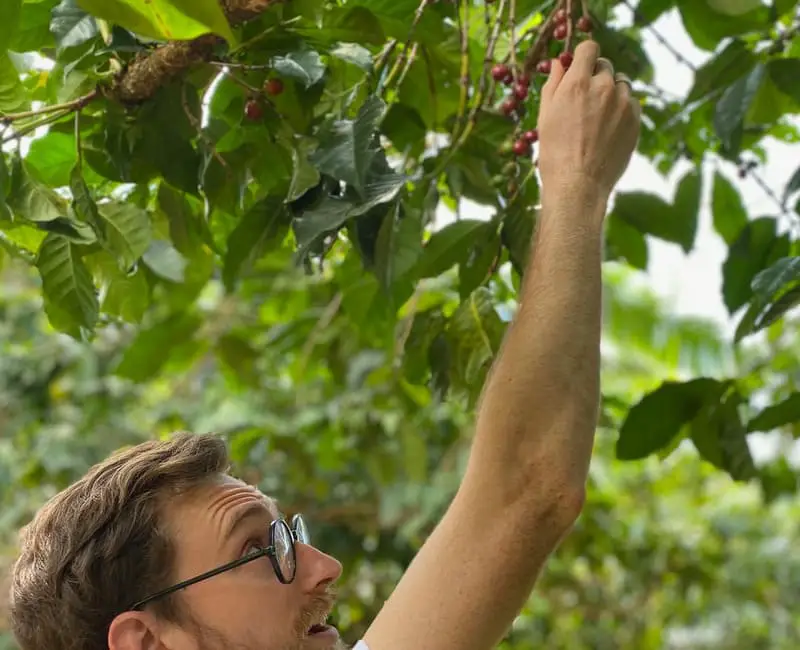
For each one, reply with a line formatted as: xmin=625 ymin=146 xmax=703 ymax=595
xmin=503 ymin=72 xmax=514 ymax=85
xmin=244 ymin=99 xmax=263 ymax=121
xmin=264 ymin=78 xmax=284 ymax=95
xmin=491 ymin=64 xmax=510 ymax=81
xmin=518 ymin=72 xmax=531 ymax=86
xmin=553 ymin=23 xmax=568 ymax=40
xmin=554 ymin=8 xmax=567 ymax=24
xmin=523 ymin=129 xmax=538 ymax=144
xmin=501 ymin=97 xmax=518 ymax=115
xmin=559 ymin=51 xmax=574 ymax=69
xmin=536 ymin=59 xmax=552 ymax=74
xmin=577 ymin=16 xmax=593 ymax=32
xmin=513 ymin=83 xmax=528 ymax=100
xmin=512 ymin=139 xmax=530 ymax=156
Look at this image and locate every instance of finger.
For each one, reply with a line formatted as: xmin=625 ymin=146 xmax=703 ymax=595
xmin=541 ymin=57 xmax=566 ymax=103
xmin=614 ymin=72 xmax=634 ymax=103
xmin=594 ymin=57 xmax=615 ymax=80
xmin=569 ymin=39 xmax=601 ymax=79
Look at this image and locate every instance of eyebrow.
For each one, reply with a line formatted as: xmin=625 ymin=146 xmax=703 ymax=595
xmin=223 ymin=498 xmax=278 ymax=545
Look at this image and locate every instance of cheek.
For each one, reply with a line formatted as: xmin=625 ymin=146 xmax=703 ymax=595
xmin=188 ymin=569 xmax=300 ymax=640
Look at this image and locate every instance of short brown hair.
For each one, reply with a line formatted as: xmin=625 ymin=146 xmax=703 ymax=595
xmin=9 ymin=432 xmax=229 ymax=650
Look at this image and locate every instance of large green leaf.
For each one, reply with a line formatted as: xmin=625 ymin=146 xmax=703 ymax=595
xmin=309 ymin=95 xmax=386 ymax=197
xmin=735 ymin=256 xmax=800 ymax=342
xmin=610 ymin=190 xmax=697 ymax=253
xmin=50 ymin=0 xmax=99 ymax=52
xmin=93 ymin=202 xmax=153 ymax=269
xmin=271 ymin=49 xmax=327 ymax=88
xmin=222 ymin=198 xmax=290 ymax=291
xmin=686 ymin=39 xmax=757 ymax=104
xmin=76 ymin=0 xmax=235 ymax=44
xmin=711 ymin=170 xmax=748 ymax=245
xmin=0 ymin=0 xmax=22 ymax=51
xmin=747 ymin=393 xmax=800 ymax=433
xmin=721 ymin=217 xmax=790 ymax=314
xmin=36 ymin=232 xmax=98 ymax=337
xmin=416 ymin=219 xmax=492 ymax=279
xmin=713 ymin=64 xmax=766 ymax=155
xmin=691 ymin=392 xmax=757 ymax=482
xmin=0 ymin=52 xmax=27 ymax=112
xmin=616 ymin=378 xmax=727 ymax=460
xmin=7 ymin=159 xmax=67 ymax=222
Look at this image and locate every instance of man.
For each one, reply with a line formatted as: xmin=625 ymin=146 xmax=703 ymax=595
xmin=9 ymin=40 xmax=640 ymax=650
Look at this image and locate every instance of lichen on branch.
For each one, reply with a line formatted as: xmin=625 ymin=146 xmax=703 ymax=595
xmin=108 ymin=0 xmax=277 ymax=105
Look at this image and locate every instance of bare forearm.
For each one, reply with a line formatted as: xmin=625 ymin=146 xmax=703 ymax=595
xmin=465 ymin=186 xmax=607 ymax=509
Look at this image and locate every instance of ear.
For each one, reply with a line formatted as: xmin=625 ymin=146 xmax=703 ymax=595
xmin=108 ymin=610 xmax=162 ymax=650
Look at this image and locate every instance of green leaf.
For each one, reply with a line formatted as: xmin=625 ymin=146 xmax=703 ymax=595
xmin=309 ymin=95 xmax=386 ymax=196
xmin=722 ymin=217 xmax=790 ymax=314
xmin=0 ymin=0 xmax=22 ymax=51
xmin=0 ymin=52 xmax=27 ymax=112
xmin=330 ymin=42 xmax=373 ymax=71
xmin=374 ymin=202 xmax=422 ymax=293
xmin=735 ymin=256 xmax=800 ymax=342
xmin=91 ymin=251 xmax=149 ymax=324
xmin=10 ymin=0 xmax=57 ymax=52
xmin=0 ymin=155 xmax=10 ymax=221
xmin=76 ymin=0 xmax=235 ymax=44
xmin=114 ymin=313 xmax=202 ymax=382
xmin=605 ymin=215 xmax=648 ymax=270
xmin=26 ymin=132 xmax=79 ymax=187
xmin=678 ymin=0 xmax=768 ymax=51
xmin=416 ymin=219 xmax=492 ymax=279
xmin=616 ymin=378 xmax=727 ymax=460
xmin=711 ymin=170 xmax=748 ymax=244
xmin=287 ymin=138 xmax=321 ymax=203
xmin=222 ymin=198 xmax=290 ymax=291
xmin=691 ymin=392 xmax=756 ymax=482
xmin=713 ymin=64 xmax=766 ymax=155
xmin=748 ymin=393 xmax=800 ymax=433
xmin=93 ymin=201 xmax=153 ymax=268
xmin=686 ymin=39 xmax=757 ymax=104
xmin=271 ymin=49 xmax=326 ymax=88
xmin=672 ymin=168 xmax=702 ymax=252
xmin=36 ymin=232 xmax=98 ymax=337
xmin=767 ymin=58 xmax=800 ymax=105
xmin=142 ymin=239 xmax=187 ymax=283
xmin=8 ymin=159 xmax=67 ymax=222
xmin=501 ymin=204 xmax=536 ymax=276
xmin=50 ymin=0 xmax=99 ymax=52
xmin=459 ymin=225 xmax=500 ymax=300
xmin=611 ymin=191 xmax=696 ymax=253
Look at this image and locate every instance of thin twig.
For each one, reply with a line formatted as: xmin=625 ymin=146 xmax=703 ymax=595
xmin=383 ymin=0 xmax=433 ymax=91
xmin=209 ymin=60 xmax=273 ymax=70
xmin=523 ymin=0 xmax=565 ymax=75
xmin=620 ymin=0 xmax=696 ymax=71
xmin=1 ymin=110 xmax=72 ymax=144
xmin=0 ymin=89 xmax=99 ymax=124
xmin=454 ymin=0 xmax=471 ymax=133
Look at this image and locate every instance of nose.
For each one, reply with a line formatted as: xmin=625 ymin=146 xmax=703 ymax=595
xmin=295 ymin=543 xmax=343 ymax=591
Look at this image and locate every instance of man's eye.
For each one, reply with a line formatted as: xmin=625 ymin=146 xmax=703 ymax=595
xmin=242 ymin=539 xmax=267 ymax=557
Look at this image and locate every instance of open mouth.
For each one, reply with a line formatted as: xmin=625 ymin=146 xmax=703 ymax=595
xmin=308 ymin=625 xmax=329 ymax=635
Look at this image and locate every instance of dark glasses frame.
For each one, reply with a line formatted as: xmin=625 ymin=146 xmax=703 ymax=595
xmin=129 ymin=513 xmax=309 ymax=611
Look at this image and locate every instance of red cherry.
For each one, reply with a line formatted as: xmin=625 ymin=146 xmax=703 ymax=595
xmin=491 ymin=64 xmax=510 ymax=81
xmin=264 ymin=78 xmax=284 ymax=95
xmin=501 ymin=97 xmax=518 ymax=115
xmin=513 ymin=83 xmax=528 ymax=100
xmin=523 ymin=129 xmax=538 ymax=144
xmin=503 ymin=72 xmax=514 ymax=85
xmin=512 ymin=139 xmax=530 ymax=156
xmin=536 ymin=59 xmax=552 ymax=74
xmin=559 ymin=51 xmax=574 ymax=69
xmin=577 ymin=16 xmax=592 ymax=32
xmin=518 ymin=72 xmax=531 ymax=86
xmin=554 ymin=8 xmax=567 ymax=24
xmin=244 ymin=99 xmax=263 ymax=121
xmin=553 ymin=23 xmax=568 ymax=40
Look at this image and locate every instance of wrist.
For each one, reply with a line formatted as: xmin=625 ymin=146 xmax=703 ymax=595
xmin=540 ymin=178 xmax=610 ymax=224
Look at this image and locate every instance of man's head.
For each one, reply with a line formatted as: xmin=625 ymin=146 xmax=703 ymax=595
xmin=9 ymin=432 xmax=345 ymax=650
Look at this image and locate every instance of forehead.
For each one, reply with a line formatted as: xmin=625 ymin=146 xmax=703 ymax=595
xmin=166 ymin=474 xmax=280 ymax=558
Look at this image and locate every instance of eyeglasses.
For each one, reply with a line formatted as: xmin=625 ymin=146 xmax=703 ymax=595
xmin=129 ymin=514 xmax=310 ymax=611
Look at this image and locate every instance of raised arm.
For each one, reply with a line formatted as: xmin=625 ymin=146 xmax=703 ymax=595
xmin=361 ymin=40 xmax=641 ymax=650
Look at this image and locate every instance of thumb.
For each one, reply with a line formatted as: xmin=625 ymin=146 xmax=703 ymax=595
xmin=540 ymin=57 xmax=566 ymax=105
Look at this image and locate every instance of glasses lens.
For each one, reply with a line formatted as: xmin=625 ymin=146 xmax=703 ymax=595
xmin=273 ymin=520 xmax=296 ymax=582
xmin=292 ymin=514 xmax=310 ymax=544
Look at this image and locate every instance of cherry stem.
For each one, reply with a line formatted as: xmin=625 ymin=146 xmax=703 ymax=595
xmin=209 ymin=60 xmax=273 ymax=70
xmin=580 ymin=0 xmax=589 ymax=18
xmin=0 ymin=89 xmax=99 ymax=125
xmin=383 ymin=0 xmax=432 ymax=92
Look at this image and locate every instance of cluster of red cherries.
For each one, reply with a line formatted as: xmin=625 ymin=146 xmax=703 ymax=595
xmin=492 ymin=8 xmax=593 ymax=158
xmin=244 ymin=78 xmax=285 ymax=121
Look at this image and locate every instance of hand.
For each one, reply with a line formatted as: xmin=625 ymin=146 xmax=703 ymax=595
xmin=537 ymin=40 xmax=642 ymax=204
